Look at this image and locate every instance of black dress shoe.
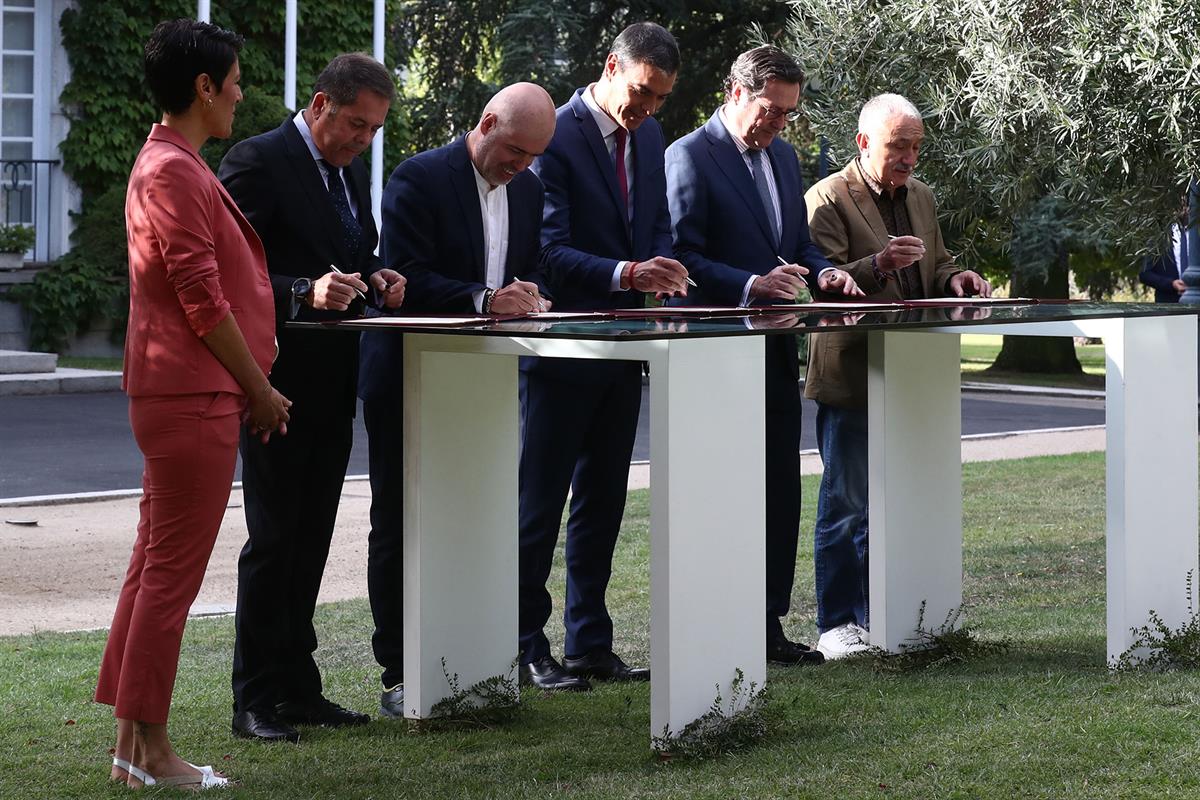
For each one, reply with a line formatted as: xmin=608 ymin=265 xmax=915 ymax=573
xmin=379 ymin=684 xmax=404 ymax=719
xmin=563 ymin=649 xmax=650 ymax=682
xmin=767 ymin=636 xmax=825 ymax=666
xmin=275 ymin=696 xmax=370 ymax=727
xmin=521 ymin=655 xmax=591 ymax=691
xmin=232 ymin=708 xmax=300 ymax=743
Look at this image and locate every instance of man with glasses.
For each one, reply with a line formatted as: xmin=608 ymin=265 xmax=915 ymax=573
xmin=665 ymin=45 xmax=860 ymax=666
xmin=520 ymin=21 xmax=689 ymax=691
xmin=803 ymin=93 xmax=990 ymax=658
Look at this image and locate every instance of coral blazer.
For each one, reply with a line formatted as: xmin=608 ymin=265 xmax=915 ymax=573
xmin=123 ymin=124 xmax=275 ymax=397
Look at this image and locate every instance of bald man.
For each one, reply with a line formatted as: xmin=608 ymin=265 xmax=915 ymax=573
xmin=358 ymin=82 xmax=557 ymax=717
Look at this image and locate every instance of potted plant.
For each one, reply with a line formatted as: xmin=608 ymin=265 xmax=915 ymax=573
xmin=0 ymin=223 xmax=34 ymax=270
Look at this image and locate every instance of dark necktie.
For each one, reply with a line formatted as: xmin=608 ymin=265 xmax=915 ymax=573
xmin=1180 ymin=226 xmax=1190 ymax=278
xmin=320 ymin=159 xmax=361 ymax=262
xmin=748 ymin=149 xmax=780 ymax=249
xmin=614 ymin=127 xmax=629 ymax=214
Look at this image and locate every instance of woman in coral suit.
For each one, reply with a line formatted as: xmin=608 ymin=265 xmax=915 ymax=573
xmin=94 ymin=18 xmax=291 ymax=789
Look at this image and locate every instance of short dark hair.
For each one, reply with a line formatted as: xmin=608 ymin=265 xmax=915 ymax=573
xmin=611 ymin=22 xmax=680 ymax=76
xmin=312 ymin=53 xmax=396 ymax=109
xmin=725 ymin=45 xmax=804 ymax=100
xmin=144 ymin=19 xmax=243 ymax=116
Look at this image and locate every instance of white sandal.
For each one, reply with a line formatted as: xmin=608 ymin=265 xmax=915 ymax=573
xmin=124 ymin=760 xmax=230 ymax=789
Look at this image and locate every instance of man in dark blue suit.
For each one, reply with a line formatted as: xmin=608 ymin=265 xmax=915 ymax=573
xmin=1139 ymin=207 xmax=1190 ymax=303
xmin=665 ymin=45 xmax=862 ymax=666
xmin=357 ymin=83 xmax=557 ymax=716
xmin=521 ymin=22 xmax=690 ymax=691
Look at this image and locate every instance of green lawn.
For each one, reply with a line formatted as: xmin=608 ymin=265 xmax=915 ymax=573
xmin=961 ymin=334 xmax=1106 ymax=389
xmin=6 ymin=452 xmax=1200 ymax=798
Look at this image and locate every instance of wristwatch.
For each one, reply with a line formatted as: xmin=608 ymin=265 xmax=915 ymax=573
xmin=291 ymin=277 xmax=313 ymax=307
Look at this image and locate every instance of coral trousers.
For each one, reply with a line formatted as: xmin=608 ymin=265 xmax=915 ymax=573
xmin=95 ymin=391 xmax=242 ymax=724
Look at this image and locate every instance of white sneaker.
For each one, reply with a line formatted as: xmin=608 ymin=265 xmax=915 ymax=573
xmin=817 ymin=622 xmax=871 ymax=660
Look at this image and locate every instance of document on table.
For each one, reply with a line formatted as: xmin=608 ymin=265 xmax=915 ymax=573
xmin=352 ymin=316 xmax=492 ymax=326
xmin=901 ymin=297 xmax=1034 ymax=305
xmin=763 ymin=302 xmax=908 ymax=312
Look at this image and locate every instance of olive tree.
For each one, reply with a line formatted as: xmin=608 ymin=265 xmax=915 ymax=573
xmin=782 ymin=0 xmax=1200 ymax=371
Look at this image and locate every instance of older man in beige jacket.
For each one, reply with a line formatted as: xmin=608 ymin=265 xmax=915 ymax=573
xmin=803 ymin=93 xmax=990 ymax=659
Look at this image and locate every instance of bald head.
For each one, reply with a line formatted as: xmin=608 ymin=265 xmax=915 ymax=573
xmin=468 ymin=82 xmax=556 ymax=187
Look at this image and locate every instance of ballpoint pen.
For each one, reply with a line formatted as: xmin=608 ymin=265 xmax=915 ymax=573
xmin=329 ymin=264 xmax=367 ymax=301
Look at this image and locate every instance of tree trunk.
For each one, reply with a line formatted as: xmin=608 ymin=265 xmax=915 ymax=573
xmin=988 ymin=246 xmax=1082 ymax=374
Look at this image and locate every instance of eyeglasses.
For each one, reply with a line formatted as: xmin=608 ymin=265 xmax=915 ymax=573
xmin=755 ymin=99 xmax=802 ymax=123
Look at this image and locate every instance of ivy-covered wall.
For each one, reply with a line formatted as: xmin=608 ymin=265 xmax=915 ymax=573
xmin=17 ymin=0 xmax=403 ymax=352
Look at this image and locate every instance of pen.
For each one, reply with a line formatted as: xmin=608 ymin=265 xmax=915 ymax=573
xmin=777 ymin=255 xmax=788 ymax=266
xmin=329 ymin=264 xmax=367 ymax=301
xmin=685 ymin=276 xmax=698 ymax=288
xmin=513 ymin=277 xmax=548 ymax=312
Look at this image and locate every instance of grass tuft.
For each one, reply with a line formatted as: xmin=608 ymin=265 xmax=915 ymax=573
xmin=868 ymin=601 xmax=1010 ymax=674
xmin=651 ymin=669 xmax=773 ymax=761
xmin=1113 ymin=572 xmax=1200 ymax=672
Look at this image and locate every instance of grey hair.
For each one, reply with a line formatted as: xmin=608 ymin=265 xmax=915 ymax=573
xmin=858 ymin=93 xmax=922 ymax=135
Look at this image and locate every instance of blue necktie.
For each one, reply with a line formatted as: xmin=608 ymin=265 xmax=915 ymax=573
xmin=748 ymin=149 xmax=780 ymax=249
xmin=320 ymin=159 xmax=361 ymax=262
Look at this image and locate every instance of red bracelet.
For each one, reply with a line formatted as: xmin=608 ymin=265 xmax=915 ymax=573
xmin=621 ymin=261 xmax=639 ymax=290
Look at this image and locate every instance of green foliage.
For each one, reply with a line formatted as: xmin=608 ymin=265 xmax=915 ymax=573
xmin=782 ymin=0 xmax=1200 ymax=288
xmin=422 ymin=657 xmax=520 ymax=728
xmin=57 ymin=0 xmax=192 ymax=202
xmin=200 ymin=92 xmax=291 ymax=173
xmin=651 ymin=668 xmax=773 ymax=760
xmin=0 ymin=223 xmax=36 ymax=253
xmin=868 ymin=601 xmax=1010 ymax=674
xmin=1113 ymin=572 xmax=1200 ymax=672
xmin=10 ymin=184 xmax=129 ymax=352
xmin=391 ymin=1 xmax=792 ymax=156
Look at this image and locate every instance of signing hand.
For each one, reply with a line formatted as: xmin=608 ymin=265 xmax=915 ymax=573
xmin=817 ymin=268 xmax=865 ymax=297
xmin=751 ymin=263 xmax=810 ymax=301
xmin=246 ymin=385 xmax=292 ymax=443
xmin=370 ymin=269 xmax=406 ymax=309
xmin=948 ymin=270 xmax=993 ymax=298
xmin=490 ymin=280 xmax=549 ymax=315
xmin=312 ymin=271 xmax=369 ymax=311
xmin=876 ymin=236 xmax=926 ymax=271
xmin=630 ymin=256 xmax=689 ymax=298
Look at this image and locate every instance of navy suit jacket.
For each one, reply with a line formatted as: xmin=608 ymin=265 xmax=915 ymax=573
xmin=1139 ymin=226 xmax=1183 ymax=303
xmin=665 ymin=109 xmax=831 ymax=306
xmin=532 ymin=87 xmax=674 ymax=311
xmin=220 ymin=118 xmax=384 ymax=416
xmin=358 ymin=135 xmax=546 ymax=403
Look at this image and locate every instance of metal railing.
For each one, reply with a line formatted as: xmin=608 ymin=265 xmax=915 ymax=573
xmin=0 ymin=159 xmax=60 ymax=264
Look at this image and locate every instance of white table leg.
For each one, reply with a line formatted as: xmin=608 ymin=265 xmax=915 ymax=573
xmin=403 ymin=336 xmax=519 ymax=717
xmin=649 ymin=336 xmax=766 ymax=740
xmin=1104 ymin=315 xmax=1199 ymax=663
xmin=868 ymin=330 xmax=963 ymax=651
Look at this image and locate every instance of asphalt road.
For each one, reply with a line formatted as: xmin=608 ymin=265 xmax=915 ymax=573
xmin=0 ymin=387 xmax=1105 ymax=499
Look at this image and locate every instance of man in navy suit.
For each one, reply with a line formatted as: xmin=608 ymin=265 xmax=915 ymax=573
xmin=665 ymin=45 xmax=862 ymax=666
xmin=220 ymin=54 xmax=406 ymax=742
xmin=358 ymin=82 xmax=557 ymax=716
xmin=1140 ymin=204 xmax=1191 ymax=302
xmin=521 ymin=22 xmax=690 ymax=691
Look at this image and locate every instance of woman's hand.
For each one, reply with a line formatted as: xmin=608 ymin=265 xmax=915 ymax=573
xmin=246 ymin=384 xmax=292 ymax=443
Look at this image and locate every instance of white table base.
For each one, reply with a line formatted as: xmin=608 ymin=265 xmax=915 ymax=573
xmin=868 ymin=316 xmax=1199 ymax=663
xmin=402 ymin=333 xmax=767 ymax=742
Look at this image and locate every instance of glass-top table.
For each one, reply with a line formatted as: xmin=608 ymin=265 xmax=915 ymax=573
xmin=297 ymin=301 xmax=1200 ymax=745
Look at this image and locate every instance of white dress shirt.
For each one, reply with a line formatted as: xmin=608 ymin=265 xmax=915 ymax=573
xmin=293 ymin=109 xmax=357 ymax=219
xmin=468 ymin=161 xmax=510 ymax=312
xmin=581 ymin=84 xmax=635 ymax=291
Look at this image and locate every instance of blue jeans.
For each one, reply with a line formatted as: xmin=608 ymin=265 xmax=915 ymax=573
xmin=813 ymin=402 xmax=869 ymax=633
